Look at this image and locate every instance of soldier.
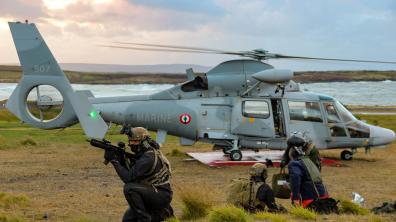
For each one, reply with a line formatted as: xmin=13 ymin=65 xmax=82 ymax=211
xmin=249 ymin=163 xmax=286 ymax=213
xmin=104 ymin=127 xmax=173 ymax=222
xmin=287 ymin=145 xmax=338 ymax=213
xmin=227 ymin=163 xmax=285 ymax=213
xmin=280 ymin=133 xmax=322 ymax=171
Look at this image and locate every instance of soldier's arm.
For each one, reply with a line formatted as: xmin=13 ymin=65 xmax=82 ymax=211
xmin=111 ymin=152 xmax=155 ymax=183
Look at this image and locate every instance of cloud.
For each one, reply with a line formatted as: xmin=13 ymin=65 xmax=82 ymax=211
xmin=130 ymin=0 xmax=224 ymax=16
xmin=0 ymin=0 xmax=395 ymax=70
xmin=0 ymin=0 xmax=46 ymax=20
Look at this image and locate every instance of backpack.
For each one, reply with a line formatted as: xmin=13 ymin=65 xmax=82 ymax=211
xmin=226 ymin=178 xmax=262 ymax=209
xmin=308 ymin=198 xmax=339 ymax=214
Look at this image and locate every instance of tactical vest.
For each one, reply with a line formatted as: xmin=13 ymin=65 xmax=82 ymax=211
xmin=300 ymin=156 xmax=322 ymax=183
xmin=142 ymin=147 xmax=172 ymax=187
xmin=227 ymin=178 xmax=264 ymax=210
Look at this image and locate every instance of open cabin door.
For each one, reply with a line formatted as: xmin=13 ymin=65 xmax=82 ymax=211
xmin=231 ymin=98 xmax=275 ymax=138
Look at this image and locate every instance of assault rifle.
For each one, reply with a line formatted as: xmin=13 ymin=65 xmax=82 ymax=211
xmin=89 ymin=139 xmax=136 ymax=167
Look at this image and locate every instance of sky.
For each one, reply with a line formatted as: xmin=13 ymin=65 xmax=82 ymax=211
xmin=0 ymin=0 xmax=395 ymax=71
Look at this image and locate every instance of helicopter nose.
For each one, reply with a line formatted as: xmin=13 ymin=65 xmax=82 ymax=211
xmin=369 ymin=125 xmax=396 ymax=146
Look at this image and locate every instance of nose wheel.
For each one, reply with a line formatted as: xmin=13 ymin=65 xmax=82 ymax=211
xmin=230 ymin=150 xmax=242 ymax=161
xmin=341 ymin=150 xmax=353 ymax=160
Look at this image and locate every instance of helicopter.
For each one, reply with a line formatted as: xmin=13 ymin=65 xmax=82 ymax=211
xmin=6 ymin=21 xmax=396 ymax=161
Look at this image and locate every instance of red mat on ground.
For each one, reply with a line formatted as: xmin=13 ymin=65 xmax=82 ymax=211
xmin=187 ymin=151 xmax=339 ymax=167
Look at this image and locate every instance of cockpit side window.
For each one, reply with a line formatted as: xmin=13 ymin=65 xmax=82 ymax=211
xmin=288 ymin=101 xmax=323 ymax=122
xmin=181 ymin=76 xmax=208 ymax=92
xmin=323 ymin=102 xmax=342 ymax=123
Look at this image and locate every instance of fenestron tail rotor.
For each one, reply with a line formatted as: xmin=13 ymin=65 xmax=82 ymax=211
xmin=100 ymin=42 xmax=396 ymax=64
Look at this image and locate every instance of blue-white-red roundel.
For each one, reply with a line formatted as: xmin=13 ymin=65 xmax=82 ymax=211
xmin=179 ymin=113 xmax=191 ymax=125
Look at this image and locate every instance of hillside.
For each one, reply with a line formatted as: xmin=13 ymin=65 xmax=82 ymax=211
xmin=0 ymin=65 xmax=395 ymax=84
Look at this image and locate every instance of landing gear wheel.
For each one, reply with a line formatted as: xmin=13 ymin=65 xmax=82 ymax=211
xmin=341 ymin=150 xmax=353 ymax=160
xmin=230 ymin=150 xmax=242 ymax=161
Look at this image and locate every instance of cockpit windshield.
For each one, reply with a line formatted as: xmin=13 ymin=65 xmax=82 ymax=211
xmin=334 ymin=101 xmax=357 ymax=123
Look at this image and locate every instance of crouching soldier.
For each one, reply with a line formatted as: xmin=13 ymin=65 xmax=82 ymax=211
xmin=228 ymin=163 xmax=285 ymax=213
xmin=287 ymin=138 xmax=338 ymax=214
xmin=105 ymin=127 xmax=173 ymax=222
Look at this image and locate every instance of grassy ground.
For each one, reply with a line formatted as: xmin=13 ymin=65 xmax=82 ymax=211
xmin=0 ymin=110 xmax=395 ymax=221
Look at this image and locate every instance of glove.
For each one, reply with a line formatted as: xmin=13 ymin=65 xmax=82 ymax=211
xmin=280 ymin=160 xmax=286 ymax=168
xmin=104 ymin=149 xmax=116 ymax=162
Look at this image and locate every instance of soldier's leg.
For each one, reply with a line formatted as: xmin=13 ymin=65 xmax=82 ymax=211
xmin=123 ymin=183 xmax=153 ymax=222
xmin=258 ymin=184 xmax=281 ymax=211
xmin=123 ymin=183 xmax=171 ymax=221
xmin=122 ymin=207 xmax=137 ymax=222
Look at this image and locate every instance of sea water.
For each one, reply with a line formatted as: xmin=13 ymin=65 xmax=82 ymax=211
xmin=0 ymin=81 xmax=395 ymax=106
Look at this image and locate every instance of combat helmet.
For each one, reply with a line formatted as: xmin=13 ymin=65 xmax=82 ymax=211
xmin=129 ymin=127 xmax=149 ymax=141
xmin=249 ymin=163 xmax=268 ymax=179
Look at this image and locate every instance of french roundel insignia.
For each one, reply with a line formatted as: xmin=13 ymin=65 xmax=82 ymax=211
xmin=179 ymin=113 xmax=191 ymax=125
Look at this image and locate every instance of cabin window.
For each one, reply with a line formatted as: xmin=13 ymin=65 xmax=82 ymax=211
xmin=243 ymin=101 xmax=270 ymax=118
xmin=288 ymin=101 xmax=323 ymax=122
xmin=323 ymin=102 xmax=342 ymax=123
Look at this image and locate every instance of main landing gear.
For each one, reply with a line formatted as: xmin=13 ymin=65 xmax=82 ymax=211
xmin=340 ymin=148 xmax=356 ymax=161
xmin=220 ymin=140 xmax=243 ymax=161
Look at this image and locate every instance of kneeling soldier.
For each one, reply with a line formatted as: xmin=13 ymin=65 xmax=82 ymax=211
xmin=105 ymin=127 xmax=173 ymax=222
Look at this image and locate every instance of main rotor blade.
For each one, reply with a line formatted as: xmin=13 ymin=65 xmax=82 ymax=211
xmin=112 ymin=42 xmax=233 ymax=54
xmin=99 ymin=44 xmax=243 ymax=56
xmin=274 ymin=54 xmax=396 ymax=64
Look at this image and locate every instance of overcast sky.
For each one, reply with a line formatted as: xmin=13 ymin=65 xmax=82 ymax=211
xmin=0 ymin=0 xmax=395 ymax=71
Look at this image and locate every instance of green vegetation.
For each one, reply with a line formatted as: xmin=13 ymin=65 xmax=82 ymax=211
xmin=168 ymin=148 xmax=186 ymax=157
xmin=208 ymin=205 xmax=252 ymax=222
xmin=0 ymin=213 xmax=25 ymax=222
xmin=255 ymin=211 xmax=287 ymax=222
xmin=20 ymin=137 xmax=37 ymax=146
xmin=180 ymin=186 xmax=213 ymax=220
xmin=339 ymin=199 xmax=369 ymax=215
xmin=356 ymin=114 xmax=396 ymax=132
xmin=163 ymin=217 xmax=181 ymax=222
xmin=0 ymin=192 xmax=29 ymax=209
xmin=290 ymin=206 xmax=317 ymax=220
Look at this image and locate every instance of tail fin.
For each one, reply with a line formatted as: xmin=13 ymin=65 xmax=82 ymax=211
xmin=6 ymin=22 xmax=108 ymax=139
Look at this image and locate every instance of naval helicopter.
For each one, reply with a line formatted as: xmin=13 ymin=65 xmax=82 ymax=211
xmin=6 ymin=21 xmax=396 ymax=161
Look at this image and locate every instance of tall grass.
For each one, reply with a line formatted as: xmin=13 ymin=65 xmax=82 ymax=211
xmin=339 ymin=199 xmax=369 ymax=215
xmin=179 ymin=185 xmax=215 ymax=220
xmin=0 ymin=192 xmax=29 ymax=208
xmin=290 ymin=206 xmax=317 ymax=220
xmin=208 ymin=205 xmax=252 ymax=222
xmin=0 ymin=213 xmax=25 ymax=222
xmin=255 ymin=212 xmax=287 ymax=222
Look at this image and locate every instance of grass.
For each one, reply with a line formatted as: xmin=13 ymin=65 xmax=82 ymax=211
xmin=0 ymin=213 xmax=25 ymax=222
xmin=290 ymin=206 xmax=317 ymax=220
xmin=254 ymin=211 xmax=287 ymax=222
xmin=0 ymin=109 xmax=395 ymax=221
xmin=208 ymin=205 xmax=252 ymax=222
xmin=179 ymin=185 xmax=214 ymax=220
xmin=0 ymin=192 xmax=29 ymax=209
xmin=339 ymin=199 xmax=370 ymax=215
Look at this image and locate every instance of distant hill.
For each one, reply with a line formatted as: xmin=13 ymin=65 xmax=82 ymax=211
xmin=59 ymin=63 xmax=211 ymax=74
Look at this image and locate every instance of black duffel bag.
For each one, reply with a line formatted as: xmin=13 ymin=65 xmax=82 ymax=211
xmin=308 ymin=198 xmax=339 ymax=214
xmin=272 ymin=168 xmax=291 ymax=199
